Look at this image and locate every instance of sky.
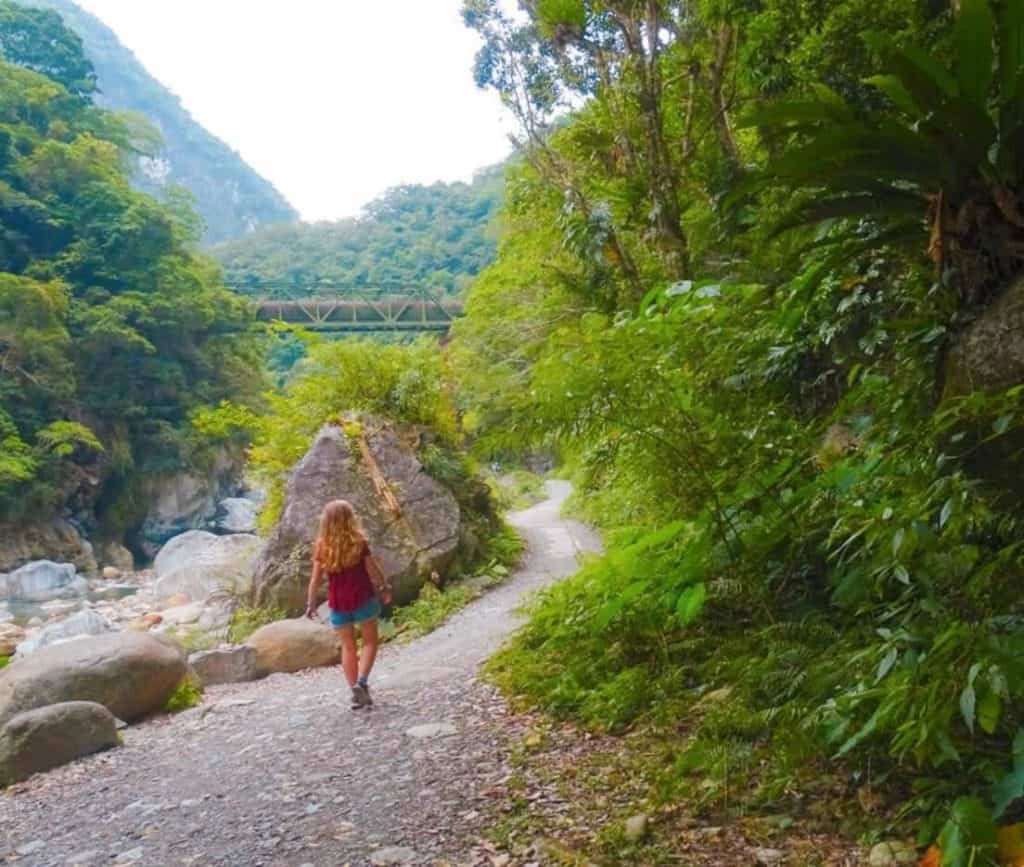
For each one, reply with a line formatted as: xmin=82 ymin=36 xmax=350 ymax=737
xmin=75 ymin=0 xmax=515 ymax=222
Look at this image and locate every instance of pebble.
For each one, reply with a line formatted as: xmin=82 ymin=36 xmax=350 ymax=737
xmin=370 ymin=846 xmax=418 ymax=865
xmin=868 ymin=841 xmax=918 ymax=866
xmin=405 ymin=722 xmax=457 ymax=739
xmin=625 ymin=813 xmax=649 ymax=841
xmin=114 ymin=847 xmax=144 ymax=863
xmin=16 ymin=840 xmax=45 ymax=856
xmin=752 ymin=847 xmax=784 ymax=865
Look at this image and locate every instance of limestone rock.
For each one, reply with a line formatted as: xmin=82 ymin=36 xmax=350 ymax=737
xmin=139 ymin=452 xmax=239 ymax=555
xmin=405 ymin=722 xmax=457 ymax=739
xmin=158 ymin=602 xmax=204 ymax=627
xmin=214 ymin=497 xmax=259 ymax=534
xmin=0 ymin=632 xmax=187 ymax=726
xmin=6 ymin=561 xmax=87 ymax=603
xmin=370 ymin=847 xmax=418 ymax=866
xmin=101 ymin=566 xmax=121 ymax=581
xmin=152 ymin=531 xmax=262 ymax=602
xmin=0 ymin=701 xmax=119 ymax=785
xmin=0 ymin=518 xmax=97 ymax=575
xmin=244 ymin=618 xmax=339 ymax=676
xmin=252 ymin=421 xmax=461 ymax=611
xmin=16 ymin=609 xmax=113 ymax=656
xmin=189 ymin=645 xmax=259 ymax=686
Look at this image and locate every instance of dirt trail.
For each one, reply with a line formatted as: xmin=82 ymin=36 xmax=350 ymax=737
xmin=1 ymin=481 xmax=599 ymax=867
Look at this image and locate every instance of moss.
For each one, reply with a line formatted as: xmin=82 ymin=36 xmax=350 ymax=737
xmin=0 ymin=655 xmax=9 ymax=669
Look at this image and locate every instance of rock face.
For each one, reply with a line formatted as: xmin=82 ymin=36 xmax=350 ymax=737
xmin=0 ymin=701 xmax=119 ymax=786
xmin=245 ymin=619 xmax=339 ymax=676
xmin=252 ymin=422 xmax=461 ymax=611
xmin=16 ymin=609 xmax=113 ymax=656
xmin=0 ymin=520 xmax=97 ymax=576
xmin=214 ymin=497 xmax=259 ymax=534
xmin=5 ymin=561 xmax=88 ymax=603
xmin=0 ymin=633 xmax=187 ymax=726
xmin=189 ymin=646 xmax=259 ymax=686
xmin=139 ymin=452 xmax=239 ymax=555
xmin=152 ymin=531 xmax=262 ymax=602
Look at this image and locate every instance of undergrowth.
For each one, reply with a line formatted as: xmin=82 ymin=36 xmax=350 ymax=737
xmin=0 ymin=655 xmax=9 ymax=670
xmin=164 ymin=680 xmax=203 ymax=713
xmin=228 ymin=605 xmax=288 ymax=644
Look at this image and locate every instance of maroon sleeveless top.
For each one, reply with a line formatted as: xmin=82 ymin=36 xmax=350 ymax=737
xmin=326 ymin=541 xmax=375 ymax=612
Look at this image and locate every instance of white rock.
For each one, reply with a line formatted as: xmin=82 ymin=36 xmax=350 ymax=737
xmin=215 ymin=498 xmax=259 ymax=534
xmin=16 ymin=609 xmax=113 ymax=656
xmin=159 ymin=602 xmax=205 ymax=627
xmin=752 ymin=848 xmax=784 ymax=865
xmin=6 ymin=561 xmax=85 ymax=603
xmin=102 ymin=566 xmax=122 ymax=581
xmin=405 ymin=722 xmax=457 ymax=739
xmin=153 ymin=531 xmax=262 ymax=601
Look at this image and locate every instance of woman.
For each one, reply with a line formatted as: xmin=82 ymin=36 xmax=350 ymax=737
xmin=305 ymin=500 xmax=393 ymax=709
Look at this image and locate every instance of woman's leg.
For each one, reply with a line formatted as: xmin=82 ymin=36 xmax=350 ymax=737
xmin=357 ymin=617 xmax=379 ymax=682
xmin=336 ymin=626 xmax=358 ymax=687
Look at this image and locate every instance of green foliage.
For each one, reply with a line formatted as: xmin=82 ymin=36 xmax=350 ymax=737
xmin=392 ymin=582 xmax=477 ymax=640
xmin=0 ymin=30 xmax=264 ymax=527
xmin=212 ymin=166 xmax=504 ymax=294
xmin=20 ymin=0 xmax=297 ymax=243
xmin=0 ymin=655 xmax=9 ymax=669
xmin=458 ymin=0 xmax=1024 ymax=851
xmin=489 ymin=469 xmax=546 ymax=512
xmin=227 ymin=605 xmax=287 ymax=644
xmin=249 ymin=338 xmax=457 ymax=528
xmin=164 ymin=679 xmax=203 ymax=714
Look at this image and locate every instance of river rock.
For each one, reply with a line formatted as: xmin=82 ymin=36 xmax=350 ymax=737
xmin=189 ymin=645 xmax=259 ymax=686
xmin=16 ymin=609 xmax=113 ymax=656
xmin=214 ymin=497 xmax=259 ymax=534
xmin=245 ymin=618 xmax=339 ymax=676
xmin=6 ymin=561 xmax=87 ymax=603
xmin=158 ymin=602 xmax=205 ymax=627
xmin=252 ymin=421 xmax=461 ymax=611
xmin=0 ymin=624 xmax=24 ymax=657
xmin=0 ymin=701 xmax=119 ymax=785
xmin=152 ymin=531 xmax=262 ymax=602
xmin=0 ymin=518 xmax=97 ymax=576
xmin=0 ymin=632 xmax=187 ymax=726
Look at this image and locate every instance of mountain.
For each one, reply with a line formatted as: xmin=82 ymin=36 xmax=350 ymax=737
xmin=21 ymin=0 xmax=298 ymax=243
xmin=213 ymin=165 xmax=506 ymax=296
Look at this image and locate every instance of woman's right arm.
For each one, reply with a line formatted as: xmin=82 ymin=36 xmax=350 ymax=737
xmin=305 ymin=542 xmax=323 ymax=619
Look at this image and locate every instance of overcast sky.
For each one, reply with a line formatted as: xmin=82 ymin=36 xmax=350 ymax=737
xmin=75 ymin=0 xmax=515 ymax=222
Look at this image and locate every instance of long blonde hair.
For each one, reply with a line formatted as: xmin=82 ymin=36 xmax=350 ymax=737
xmin=315 ymin=500 xmax=367 ymax=572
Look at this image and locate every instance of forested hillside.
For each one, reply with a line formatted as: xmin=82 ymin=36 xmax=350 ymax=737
xmin=14 ymin=0 xmax=298 ymax=243
xmin=0 ymin=3 xmax=260 ymax=539
xmin=452 ymin=0 xmax=1024 ymax=858
xmin=212 ymin=166 xmax=504 ymax=295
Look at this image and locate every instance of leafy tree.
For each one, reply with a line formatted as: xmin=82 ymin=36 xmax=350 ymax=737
xmin=0 ymin=0 xmax=95 ymax=97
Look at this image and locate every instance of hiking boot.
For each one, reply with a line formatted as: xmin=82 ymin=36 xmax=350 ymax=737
xmin=360 ymin=683 xmax=373 ymax=707
xmin=350 ymin=685 xmax=369 ymax=710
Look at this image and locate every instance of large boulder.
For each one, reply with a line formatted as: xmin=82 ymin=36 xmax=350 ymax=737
xmin=0 ymin=624 xmax=24 ymax=657
xmin=0 ymin=632 xmax=187 ymax=726
xmin=245 ymin=619 xmax=339 ymax=676
xmin=0 ymin=701 xmax=119 ymax=786
xmin=5 ymin=561 xmax=88 ymax=603
xmin=189 ymin=645 xmax=259 ymax=686
xmin=0 ymin=519 xmax=97 ymax=576
xmin=252 ymin=421 xmax=461 ymax=611
xmin=152 ymin=531 xmax=262 ymax=602
xmin=16 ymin=609 xmax=113 ymax=656
xmin=97 ymin=542 xmax=134 ymax=574
xmin=214 ymin=498 xmax=259 ymax=535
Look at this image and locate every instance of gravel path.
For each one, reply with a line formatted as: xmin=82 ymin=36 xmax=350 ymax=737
xmin=1 ymin=481 xmax=599 ymax=867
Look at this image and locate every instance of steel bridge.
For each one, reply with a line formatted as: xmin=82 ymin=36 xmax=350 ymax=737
xmin=229 ymin=281 xmax=464 ymax=333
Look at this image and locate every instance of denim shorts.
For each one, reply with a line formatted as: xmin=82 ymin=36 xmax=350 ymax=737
xmin=329 ymin=596 xmax=381 ymax=628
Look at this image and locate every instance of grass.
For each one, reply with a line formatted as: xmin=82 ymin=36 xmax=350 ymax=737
xmin=228 ymin=605 xmax=288 ymax=644
xmin=164 ymin=680 xmax=203 ymax=713
xmin=163 ymin=626 xmax=219 ymax=654
xmin=0 ymin=655 xmax=9 ymax=670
